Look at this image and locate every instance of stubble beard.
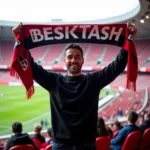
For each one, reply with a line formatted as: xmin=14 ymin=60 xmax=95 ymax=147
xmin=67 ymin=64 xmax=82 ymax=75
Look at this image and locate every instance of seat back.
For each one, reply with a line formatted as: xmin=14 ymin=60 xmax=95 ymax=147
xmin=42 ymin=142 xmax=48 ymax=148
xmin=121 ymin=131 xmax=141 ymax=150
xmin=45 ymin=144 xmax=52 ymax=150
xmin=32 ymin=138 xmax=42 ymax=149
xmin=138 ymin=128 xmax=150 ymax=150
xmin=10 ymin=144 xmax=35 ymax=150
xmin=96 ymin=136 xmax=110 ymax=150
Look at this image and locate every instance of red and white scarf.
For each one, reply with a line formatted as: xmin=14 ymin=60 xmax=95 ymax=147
xmin=10 ymin=23 xmax=138 ymax=99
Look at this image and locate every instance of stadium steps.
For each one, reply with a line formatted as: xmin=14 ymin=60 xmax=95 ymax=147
xmin=53 ymin=44 xmax=67 ymax=64
xmin=138 ymin=43 xmax=150 ymax=56
xmin=83 ymin=44 xmax=92 ymax=62
xmin=100 ymin=44 xmax=108 ymax=59
xmin=138 ymin=43 xmax=150 ymax=67
xmin=96 ymin=44 xmax=108 ymax=65
xmin=137 ymin=88 xmax=148 ymax=114
xmin=39 ymin=45 xmax=52 ymax=63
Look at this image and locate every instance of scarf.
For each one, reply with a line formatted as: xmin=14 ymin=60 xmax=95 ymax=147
xmin=10 ymin=24 xmax=138 ymax=99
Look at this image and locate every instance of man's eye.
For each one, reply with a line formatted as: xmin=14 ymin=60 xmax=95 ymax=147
xmin=75 ymin=56 xmax=81 ymax=59
xmin=68 ymin=56 xmax=72 ymax=59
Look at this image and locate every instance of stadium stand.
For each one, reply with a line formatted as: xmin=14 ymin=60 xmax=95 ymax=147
xmin=0 ymin=41 xmax=14 ymax=65
xmin=99 ymin=89 xmax=145 ymax=120
xmin=0 ymin=40 xmax=150 ymax=68
xmin=0 ymin=0 xmax=150 ymax=149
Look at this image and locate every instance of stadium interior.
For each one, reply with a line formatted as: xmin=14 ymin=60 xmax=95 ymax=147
xmin=0 ymin=0 xmax=150 ymax=150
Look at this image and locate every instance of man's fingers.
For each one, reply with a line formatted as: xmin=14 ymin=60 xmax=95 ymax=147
xmin=126 ymin=21 xmax=137 ymax=37
xmin=12 ymin=23 xmax=23 ymax=38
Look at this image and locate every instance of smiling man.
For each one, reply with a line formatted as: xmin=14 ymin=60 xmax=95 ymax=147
xmin=12 ymin=22 xmax=137 ymax=150
xmin=65 ymin=44 xmax=84 ymax=76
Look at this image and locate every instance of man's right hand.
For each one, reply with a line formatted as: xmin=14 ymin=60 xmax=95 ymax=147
xmin=12 ymin=23 xmax=23 ymax=38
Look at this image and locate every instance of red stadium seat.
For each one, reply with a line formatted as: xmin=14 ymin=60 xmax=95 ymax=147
xmin=96 ymin=136 xmax=110 ymax=150
xmin=45 ymin=144 xmax=52 ymax=150
xmin=42 ymin=142 xmax=48 ymax=148
xmin=10 ymin=144 xmax=35 ymax=150
xmin=138 ymin=128 xmax=150 ymax=150
xmin=113 ymin=131 xmax=120 ymax=139
xmin=121 ymin=131 xmax=141 ymax=150
xmin=32 ymin=138 xmax=42 ymax=149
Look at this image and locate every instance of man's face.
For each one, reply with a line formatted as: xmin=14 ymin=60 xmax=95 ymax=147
xmin=64 ymin=48 xmax=84 ymax=75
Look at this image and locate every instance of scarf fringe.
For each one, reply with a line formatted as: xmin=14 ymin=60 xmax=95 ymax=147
xmin=10 ymin=67 xmax=34 ymax=99
xmin=26 ymin=86 xmax=34 ymax=99
xmin=10 ymin=67 xmax=20 ymax=79
xmin=126 ymin=79 xmax=136 ymax=92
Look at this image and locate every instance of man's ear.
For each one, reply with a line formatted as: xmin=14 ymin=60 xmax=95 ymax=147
xmin=64 ymin=52 xmax=66 ymax=63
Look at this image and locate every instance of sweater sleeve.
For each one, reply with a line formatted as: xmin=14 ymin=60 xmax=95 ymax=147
xmin=29 ymin=52 xmax=60 ymax=91
xmin=111 ymin=128 xmax=127 ymax=145
xmin=96 ymin=48 xmax=128 ymax=89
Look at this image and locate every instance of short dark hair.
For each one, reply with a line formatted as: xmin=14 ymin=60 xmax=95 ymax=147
xmin=34 ymin=124 xmax=42 ymax=133
xmin=127 ymin=111 xmax=138 ymax=123
xmin=12 ymin=122 xmax=22 ymax=133
xmin=65 ymin=43 xmax=83 ymax=56
xmin=114 ymin=120 xmax=121 ymax=127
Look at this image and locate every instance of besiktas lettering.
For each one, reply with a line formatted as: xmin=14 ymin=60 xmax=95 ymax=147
xmin=29 ymin=25 xmax=123 ymax=43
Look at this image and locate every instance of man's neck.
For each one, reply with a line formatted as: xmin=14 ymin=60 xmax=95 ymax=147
xmin=128 ymin=122 xmax=135 ymax=125
xmin=67 ymin=72 xmax=81 ymax=77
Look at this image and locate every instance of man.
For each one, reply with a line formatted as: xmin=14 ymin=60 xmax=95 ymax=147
xmin=111 ymin=111 xmax=141 ymax=150
xmin=32 ymin=124 xmax=45 ymax=143
xmin=12 ymin=23 xmax=137 ymax=150
xmin=139 ymin=112 xmax=150 ymax=133
xmin=5 ymin=122 xmax=37 ymax=150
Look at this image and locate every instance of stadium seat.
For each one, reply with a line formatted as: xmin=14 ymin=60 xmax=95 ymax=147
xmin=113 ymin=131 xmax=120 ymax=138
xmin=32 ymin=138 xmax=42 ymax=149
xmin=10 ymin=144 xmax=35 ymax=150
xmin=138 ymin=128 xmax=150 ymax=150
xmin=45 ymin=144 xmax=52 ymax=150
xmin=121 ymin=131 xmax=141 ymax=150
xmin=96 ymin=136 xmax=110 ymax=150
xmin=42 ymin=142 xmax=48 ymax=148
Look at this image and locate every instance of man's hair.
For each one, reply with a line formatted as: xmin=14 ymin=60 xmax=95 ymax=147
xmin=144 ymin=112 xmax=150 ymax=120
xmin=64 ymin=43 xmax=83 ymax=57
xmin=127 ymin=111 xmax=138 ymax=123
xmin=34 ymin=124 xmax=42 ymax=133
xmin=12 ymin=122 xmax=22 ymax=133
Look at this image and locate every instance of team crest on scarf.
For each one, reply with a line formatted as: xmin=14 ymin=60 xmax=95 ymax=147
xmin=18 ymin=56 xmax=28 ymax=71
xmin=128 ymin=81 xmax=134 ymax=91
xmin=128 ymin=34 xmax=134 ymax=41
xmin=14 ymin=40 xmax=21 ymax=49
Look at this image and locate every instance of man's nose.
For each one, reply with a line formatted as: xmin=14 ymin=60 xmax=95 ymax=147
xmin=71 ymin=57 xmax=76 ymax=62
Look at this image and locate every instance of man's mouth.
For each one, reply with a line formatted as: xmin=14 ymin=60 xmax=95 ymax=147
xmin=71 ymin=64 xmax=78 ymax=67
